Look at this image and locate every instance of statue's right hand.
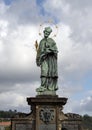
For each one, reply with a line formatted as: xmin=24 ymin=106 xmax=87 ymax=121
xmin=36 ymin=58 xmax=41 ymax=66
xmin=37 ymin=62 xmax=41 ymax=67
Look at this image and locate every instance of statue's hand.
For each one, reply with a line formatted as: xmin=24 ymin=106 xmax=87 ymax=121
xmin=36 ymin=58 xmax=41 ymax=66
xmin=45 ymin=48 xmax=54 ymax=55
xmin=36 ymin=62 xmax=40 ymax=66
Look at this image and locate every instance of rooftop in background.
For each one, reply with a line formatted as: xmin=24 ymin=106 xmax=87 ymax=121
xmin=0 ymin=122 xmax=11 ymax=126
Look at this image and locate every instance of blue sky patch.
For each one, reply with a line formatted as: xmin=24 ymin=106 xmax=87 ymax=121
xmin=3 ymin=0 xmax=14 ymax=5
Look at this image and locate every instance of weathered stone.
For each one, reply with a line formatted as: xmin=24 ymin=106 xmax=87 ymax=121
xmin=26 ymin=95 xmax=68 ymax=130
xmin=11 ymin=118 xmax=34 ymax=130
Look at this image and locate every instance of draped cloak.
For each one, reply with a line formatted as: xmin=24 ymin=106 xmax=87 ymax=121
xmin=36 ymin=38 xmax=58 ymax=91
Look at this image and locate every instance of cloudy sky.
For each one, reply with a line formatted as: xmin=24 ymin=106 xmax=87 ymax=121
xmin=0 ymin=0 xmax=92 ymax=115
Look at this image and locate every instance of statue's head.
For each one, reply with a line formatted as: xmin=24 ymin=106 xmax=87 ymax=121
xmin=43 ymin=27 xmax=52 ymax=38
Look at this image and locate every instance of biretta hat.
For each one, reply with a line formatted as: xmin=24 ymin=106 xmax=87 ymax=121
xmin=44 ymin=27 xmax=52 ymax=33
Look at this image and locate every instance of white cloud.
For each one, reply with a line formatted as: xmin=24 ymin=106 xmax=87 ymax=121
xmin=0 ymin=92 xmax=25 ymax=108
xmin=43 ymin=0 xmax=70 ymax=15
xmin=4 ymin=0 xmax=42 ymax=25
xmin=0 ymin=20 xmax=40 ymax=83
xmin=0 ymin=0 xmax=91 ymax=115
xmin=0 ymin=1 xmax=9 ymax=16
xmin=72 ymin=96 xmax=92 ymax=115
xmin=41 ymin=0 xmax=92 ymax=115
xmin=43 ymin=0 xmax=92 ymax=43
xmin=54 ymin=23 xmax=92 ymax=81
xmin=0 ymin=82 xmax=39 ymax=112
xmin=0 ymin=20 xmax=8 ymax=37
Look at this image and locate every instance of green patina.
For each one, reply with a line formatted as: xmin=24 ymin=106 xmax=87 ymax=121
xmin=36 ymin=27 xmax=58 ymax=95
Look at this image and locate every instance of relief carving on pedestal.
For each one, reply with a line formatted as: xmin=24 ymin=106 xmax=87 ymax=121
xmin=39 ymin=107 xmax=54 ymax=124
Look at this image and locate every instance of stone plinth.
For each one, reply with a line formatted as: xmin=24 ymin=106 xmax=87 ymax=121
xmin=27 ymin=95 xmax=67 ymax=105
xmin=27 ymin=95 xmax=68 ymax=130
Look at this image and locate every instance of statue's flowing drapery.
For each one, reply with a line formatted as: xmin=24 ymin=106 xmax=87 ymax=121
xmin=36 ymin=38 xmax=58 ymax=92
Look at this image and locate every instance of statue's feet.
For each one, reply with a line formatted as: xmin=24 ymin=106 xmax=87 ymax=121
xmin=36 ymin=86 xmax=47 ymax=92
xmin=48 ymin=86 xmax=58 ymax=91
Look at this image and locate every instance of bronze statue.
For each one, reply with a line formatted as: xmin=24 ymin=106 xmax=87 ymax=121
xmin=35 ymin=27 xmax=58 ymax=94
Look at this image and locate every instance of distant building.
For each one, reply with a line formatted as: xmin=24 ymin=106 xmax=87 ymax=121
xmin=0 ymin=122 xmax=11 ymax=130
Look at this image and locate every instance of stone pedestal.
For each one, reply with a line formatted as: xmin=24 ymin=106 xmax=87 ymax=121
xmin=11 ymin=95 xmax=83 ymax=130
xmin=27 ymin=95 xmax=68 ymax=130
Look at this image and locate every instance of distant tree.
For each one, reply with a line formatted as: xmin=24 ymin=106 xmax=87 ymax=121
xmin=82 ymin=114 xmax=92 ymax=130
xmin=0 ymin=110 xmax=28 ymax=119
xmin=14 ymin=110 xmax=17 ymax=113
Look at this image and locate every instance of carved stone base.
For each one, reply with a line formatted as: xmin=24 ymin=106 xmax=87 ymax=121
xmin=11 ymin=95 xmax=83 ymax=130
xmin=27 ymin=95 xmax=68 ymax=130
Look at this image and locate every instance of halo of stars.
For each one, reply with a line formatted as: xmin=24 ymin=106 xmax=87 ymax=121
xmin=39 ymin=20 xmax=58 ymax=38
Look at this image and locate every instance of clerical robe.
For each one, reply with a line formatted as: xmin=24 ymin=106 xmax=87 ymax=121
xmin=36 ymin=38 xmax=58 ymax=91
